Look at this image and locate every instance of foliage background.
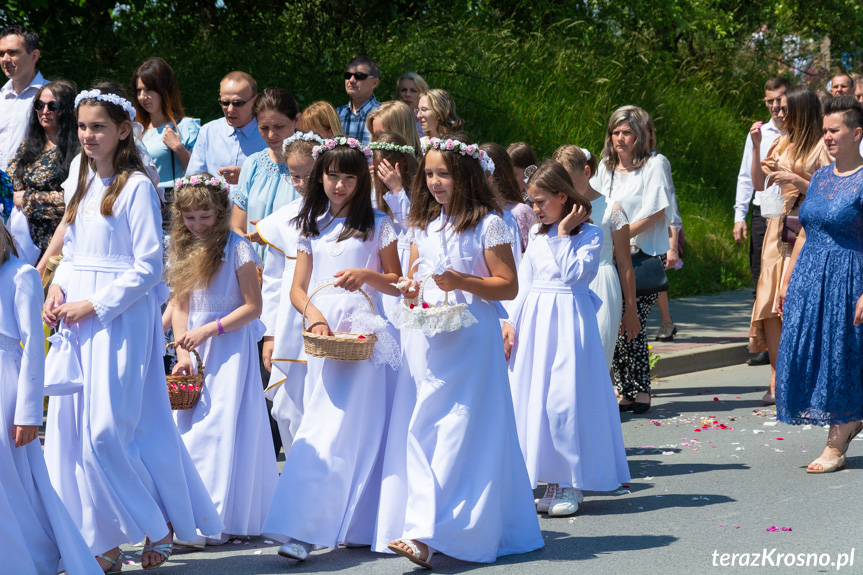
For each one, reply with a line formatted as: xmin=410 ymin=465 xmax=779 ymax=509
xmin=3 ymin=0 xmax=861 ymax=296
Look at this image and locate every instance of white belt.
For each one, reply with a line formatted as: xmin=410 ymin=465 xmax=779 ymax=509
xmin=530 ymin=280 xmax=589 ymax=295
xmin=71 ymin=255 xmax=135 ymax=272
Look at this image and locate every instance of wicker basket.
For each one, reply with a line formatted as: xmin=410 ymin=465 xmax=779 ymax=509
xmin=392 ymin=277 xmax=477 ymax=335
xmin=302 ymin=282 xmax=377 ymax=361
xmin=165 ymin=342 xmax=204 ymax=410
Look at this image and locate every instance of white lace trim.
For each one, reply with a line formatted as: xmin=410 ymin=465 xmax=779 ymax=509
xmin=344 ymin=311 xmax=401 ymax=369
xmin=190 ymin=293 xmax=243 ymax=314
xmin=379 ymin=218 xmax=398 ymax=249
xmin=449 ymin=402 xmax=470 ymax=417
xmin=484 ymin=215 xmax=515 ymax=249
xmin=257 ymin=150 xmax=290 ymax=177
xmin=234 ymin=238 xmax=263 ymax=271
xmin=0 ymin=334 xmax=20 ymax=351
xmin=296 ymin=235 xmax=311 ymax=254
xmin=388 ymin=294 xmax=478 ymax=336
xmin=610 ymin=206 xmax=629 ymax=232
xmin=88 ymin=297 xmax=110 ymax=324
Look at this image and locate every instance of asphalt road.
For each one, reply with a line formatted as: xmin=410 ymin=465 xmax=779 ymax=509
xmin=113 ymin=363 xmax=863 ymax=574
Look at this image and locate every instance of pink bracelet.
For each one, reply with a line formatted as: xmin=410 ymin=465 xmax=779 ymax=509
xmin=216 ymin=318 xmax=225 ymax=335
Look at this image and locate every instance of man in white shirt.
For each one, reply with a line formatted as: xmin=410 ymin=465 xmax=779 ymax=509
xmin=733 ymin=76 xmax=790 ymax=365
xmin=0 ymin=25 xmax=46 ymax=171
xmin=185 ymin=71 xmax=266 ymax=187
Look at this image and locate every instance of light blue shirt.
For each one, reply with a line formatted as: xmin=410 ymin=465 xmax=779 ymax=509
xmin=185 ymin=117 xmax=266 ymax=178
xmin=231 ymin=150 xmax=298 ymax=260
xmin=141 ymin=116 xmax=200 ymax=186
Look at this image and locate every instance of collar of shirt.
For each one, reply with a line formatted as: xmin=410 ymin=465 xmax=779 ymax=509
xmin=762 ymin=118 xmax=783 ymax=137
xmin=232 ymin=117 xmax=259 ymax=139
xmin=346 ymin=94 xmax=380 ymax=116
xmin=1 ymin=70 xmax=47 ymax=98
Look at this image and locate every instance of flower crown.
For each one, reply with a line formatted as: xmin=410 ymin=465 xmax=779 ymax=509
xmin=173 ymin=174 xmax=228 ymax=191
xmin=368 ymin=141 xmax=416 ymax=155
xmin=282 ymin=130 xmax=324 ymax=154
xmin=421 ymin=138 xmax=495 ymax=174
xmin=74 ymin=89 xmax=136 ymax=121
xmin=311 ymin=136 xmax=373 ymax=164
xmin=523 ymin=164 xmax=538 ymax=184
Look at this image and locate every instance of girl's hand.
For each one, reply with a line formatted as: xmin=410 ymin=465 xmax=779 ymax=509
xmin=14 ymin=425 xmax=38 ymax=448
xmin=246 ymin=219 xmax=264 ymax=245
xmin=176 ymin=324 xmax=216 ymax=351
xmin=163 ymin=125 xmax=181 ymax=151
xmin=432 ymin=269 xmax=463 ymax=292
xmin=13 ymin=191 xmax=25 ymax=208
xmin=749 ymin=121 xmax=763 ymax=148
xmin=309 ymin=319 xmax=333 ymax=336
xmin=171 ymin=358 xmax=195 ymax=376
xmin=333 ymin=268 xmax=368 ymax=292
xmin=262 ymin=338 xmax=274 ymax=372
xmin=376 ymin=159 xmax=403 ymax=192
xmin=55 ymin=300 xmax=95 ymax=326
xmin=855 ymin=293 xmax=863 ymax=326
xmin=42 ymin=285 xmax=66 ymax=327
xmin=398 ymin=277 xmax=420 ymax=299
xmin=620 ymin=307 xmax=640 ymax=342
xmin=559 ymin=204 xmax=589 ymax=235
xmin=502 ymin=322 xmax=515 ymax=361
xmin=665 ymin=248 xmax=679 ymax=270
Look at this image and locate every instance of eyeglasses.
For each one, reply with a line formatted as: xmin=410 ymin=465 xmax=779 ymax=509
xmin=288 ymin=173 xmax=311 ymax=186
xmin=34 ymin=100 xmax=59 ymax=112
xmin=217 ymin=98 xmax=251 ymax=108
xmin=344 ymin=72 xmax=376 ymax=81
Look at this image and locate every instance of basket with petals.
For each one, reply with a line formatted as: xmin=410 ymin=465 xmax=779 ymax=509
xmin=165 ymin=342 xmax=204 ymax=410
xmin=302 ymin=282 xmax=378 ymax=361
xmin=391 ymin=276 xmax=478 ymax=336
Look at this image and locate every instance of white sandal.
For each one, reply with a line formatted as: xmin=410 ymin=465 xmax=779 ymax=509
xmin=388 ymin=538 xmax=434 ymax=569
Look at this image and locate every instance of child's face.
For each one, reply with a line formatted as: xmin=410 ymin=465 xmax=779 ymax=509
xmin=527 ymin=185 xmax=567 ymax=226
xmin=77 ymin=105 xmax=130 ymax=166
xmin=322 ymin=162 xmax=359 ymax=215
xmin=182 ymin=205 xmax=217 ymax=239
xmin=287 ymin=154 xmax=315 ymax=196
xmin=513 ymin=166 xmax=526 ymax=193
xmin=424 ymin=150 xmax=453 ymax=209
xmin=257 ymin=109 xmax=297 ymax=156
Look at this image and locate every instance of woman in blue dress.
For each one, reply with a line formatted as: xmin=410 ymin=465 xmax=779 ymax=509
xmin=776 ymin=96 xmax=863 ymax=473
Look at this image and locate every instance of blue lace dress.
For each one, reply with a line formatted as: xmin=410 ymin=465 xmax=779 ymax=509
xmin=776 ymin=164 xmax=863 ymax=425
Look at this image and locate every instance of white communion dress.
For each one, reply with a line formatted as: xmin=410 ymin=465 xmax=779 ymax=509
xmin=44 ymin=172 xmax=223 ymax=553
xmin=263 ymin=211 xmax=401 ymax=548
xmin=378 ymin=212 xmax=544 ymax=563
xmin=173 ymin=233 xmax=278 ymax=540
xmin=257 ymin=198 xmax=307 ymax=450
xmin=0 ymin=255 xmax=102 ymax=575
xmin=506 ymin=223 xmax=631 ymax=491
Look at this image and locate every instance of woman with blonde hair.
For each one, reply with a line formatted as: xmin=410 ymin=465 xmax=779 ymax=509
xmin=366 ymin=100 xmax=422 ymax=154
xmin=415 ymin=88 xmax=463 ymax=144
xmin=296 ymin=101 xmax=343 ymax=139
xmin=395 ymin=72 xmax=429 ymax=136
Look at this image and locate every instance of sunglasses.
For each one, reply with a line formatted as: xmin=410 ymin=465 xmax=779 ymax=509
xmin=344 ymin=72 xmax=376 ymax=81
xmin=34 ymin=100 xmax=60 ymax=112
xmin=217 ymin=98 xmax=251 ymax=108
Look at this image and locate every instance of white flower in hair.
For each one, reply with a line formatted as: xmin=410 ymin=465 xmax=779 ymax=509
xmin=282 ymin=131 xmax=324 ymax=154
xmin=422 ymin=138 xmax=495 ymax=173
xmin=74 ymin=89 xmax=136 ymax=121
xmin=368 ymin=141 xmax=416 ymax=155
xmin=311 ymin=136 xmax=373 ymax=164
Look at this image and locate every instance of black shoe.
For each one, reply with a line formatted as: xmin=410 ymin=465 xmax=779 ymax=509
xmin=632 ymin=399 xmax=651 ymax=414
xmin=619 ymin=402 xmax=634 ymax=412
xmin=746 ymin=351 xmax=769 ymax=366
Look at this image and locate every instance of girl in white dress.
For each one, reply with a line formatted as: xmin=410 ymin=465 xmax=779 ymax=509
xmin=504 ymin=161 xmax=631 ymax=518
xmin=168 ymin=173 xmax=278 ymax=545
xmin=552 ymin=145 xmax=639 ymax=367
xmin=42 ymin=85 xmax=222 ymax=571
xmin=262 ymin=137 xmax=402 ymax=561
xmin=257 ymin=131 xmax=320 ymax=452
xmin=0 ymin=221 xmax=102 ymax=575
xmin=385 ymin=136 xmax=544 ymax=567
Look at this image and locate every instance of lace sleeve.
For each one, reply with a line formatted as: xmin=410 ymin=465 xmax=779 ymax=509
xmin=379 ymin=217 xmax=398 ymax=249
xmin=483 ymin=215 xmax=515 ymax=250
xmin=234 ymin=237 xmax=262 ymax=271
xmin=296 ymin=234 xmax=311 ymax=254
xmin=610 ymin=203 xmax=629 ymax=232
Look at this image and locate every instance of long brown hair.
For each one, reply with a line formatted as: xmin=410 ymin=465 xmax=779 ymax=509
xmin=552 ymin=145 xmax=598 ymax=178
xmin=505 ymin=141 xmax=538 ymax=170
xmin=527 ymin=160 xmax=592 ymax=236
xmin=480 ymin=142 xmax=524 ymax=204
xmin=167 ymin=174 xmax=232 ymax=300
xmin=779 ymin=85 xmax=823 ymax=165
xmin=372 ymin=132 xmax=419 ymax=218
xmin=293 ymin=145 xmax=375 ymax=241
xmin=66 ymin=82 xmax=148 ymax=225
xmin=422 ymin=89 xmax=464 ymax=136
xmin=407 ymin=133 xmax=501 ymax=233
xmin=0 ymin=218 xmax=18 ymax=264
xmin=367 ymin=100 xmax=422 ymax=154
xmin=132 ymin=57 xmax=185 ymax=128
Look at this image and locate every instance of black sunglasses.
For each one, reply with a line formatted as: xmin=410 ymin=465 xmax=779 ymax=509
xmin=34 ymin=100 xmax=60 ymax=112
xmin=217 ymin=98 xmax=251 ymax=108
xmin=344 ymin=71 xmax=376 ymax=81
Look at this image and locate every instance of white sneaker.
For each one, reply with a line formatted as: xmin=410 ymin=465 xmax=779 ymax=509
xmin=548 ymin=487 xmax=584 ymax=517
xmin=278 ymin=539 xmax=313 ymax=560
xmin=535 ymin=483 xmax=557 ymax=513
